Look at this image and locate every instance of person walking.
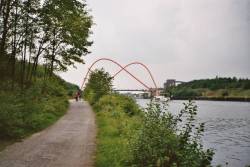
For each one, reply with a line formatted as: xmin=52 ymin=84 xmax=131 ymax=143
xmin=77 ymin=90 xmax=81 ymax=101
xmin=75 ymin=90 xmax=81 ymax=101
xmin=75 ymin=92 xmax=79 ymax=101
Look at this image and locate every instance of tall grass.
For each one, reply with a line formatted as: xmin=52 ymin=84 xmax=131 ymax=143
xmin=94 ymin=94 xmax=141 ymax=167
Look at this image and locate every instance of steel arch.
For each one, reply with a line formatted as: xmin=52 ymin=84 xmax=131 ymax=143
xmin=112 ymin=62 xmax=157 ymax=89
xmin=81 ymin=58 xmax=157 ymax=91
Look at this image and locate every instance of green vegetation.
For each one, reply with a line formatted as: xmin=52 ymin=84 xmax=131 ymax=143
xmin=94 ymin=94 xmax=141 ymax=166
xmin=179 ymin=77 xmax=250 ymax=90
xmin=83 ymin=68 xmax=113 ymax=105
xmin=0 ymin=69 xmax=81 ymax=152
xmin=0 ymin=0 xmax=92 ymax=150
xmin=166 ymin=77 xmax=250 ymax=100
xmin=0 ymin=77 xmax=69 ymax=139
xmin=84 ymin=69 xmax=214 ymax=167
xmin=0 ymin=61 xmax=81 ymax=149
xmin=128 ymin=101 xmax=214 ymax=167
xmin=64 ymin=80 xmax=81 ymax=98
xmin=0 ymin=0 xmax=92 ymax=88
xmin=0 ymin=63 xmax=80 ymax=145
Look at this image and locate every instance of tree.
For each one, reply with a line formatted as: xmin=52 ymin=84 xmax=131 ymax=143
xmin=83 ymin=69 xmax=113 ymax=104
xmin=0 ymin=0 xmax=93 ymax=90
xmin=41 ymin=0 xmax=93 ymax=76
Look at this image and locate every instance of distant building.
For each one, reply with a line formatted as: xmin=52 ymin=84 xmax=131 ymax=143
xmin=164 ymin=79 xmax=176 ymax=89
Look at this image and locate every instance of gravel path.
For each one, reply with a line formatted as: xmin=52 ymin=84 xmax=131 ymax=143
xmin=0 ymin=101 xmax=96 ymax=167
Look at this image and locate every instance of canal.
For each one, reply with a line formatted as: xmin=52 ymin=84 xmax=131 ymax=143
xmin=136 ymin=99 xmax=250 ymax=167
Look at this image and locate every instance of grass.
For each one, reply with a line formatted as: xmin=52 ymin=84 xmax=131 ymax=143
xmin=94 ymin=94 xmax=142 ymax=167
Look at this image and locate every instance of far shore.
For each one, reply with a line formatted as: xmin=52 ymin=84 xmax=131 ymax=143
xmin=171 ymin=97 xmax=250 ymax=102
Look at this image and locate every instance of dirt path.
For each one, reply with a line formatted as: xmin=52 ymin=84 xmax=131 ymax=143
xmin=0 ymin=101 xmax=96 ymax=167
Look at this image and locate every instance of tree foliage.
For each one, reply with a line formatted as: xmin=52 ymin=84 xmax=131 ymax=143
xmin=165 ymin=77 xmax=250 ymax=99
xmin=83 ymin=68 xmax=113 ymax=105
xmin=0 ymin=0 xmax=92 ymax=89
xmin=176 ymin=77 xmax=250 ymax=90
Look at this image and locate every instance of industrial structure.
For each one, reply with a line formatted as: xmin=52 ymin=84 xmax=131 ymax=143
xmin=164 ymin=79 xmax=186 ymax=89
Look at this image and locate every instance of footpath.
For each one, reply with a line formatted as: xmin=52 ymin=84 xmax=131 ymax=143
xmin=0 ymin=101 xmax=96 ymax=167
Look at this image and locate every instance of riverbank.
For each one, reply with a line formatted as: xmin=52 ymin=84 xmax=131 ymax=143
xmin=171 ymin=96 xmax=250 ymax=102
xmin=92 ymin=94 xmax=215 ymax=167
xmin=165 ymin=77 xmax=250 ymax=102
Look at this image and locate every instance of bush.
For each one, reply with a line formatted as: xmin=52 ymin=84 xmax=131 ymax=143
xmin=128 ymin=100 xmax=214 ymax=167
xmin=94 ymin=94 xmax=141 ymax=116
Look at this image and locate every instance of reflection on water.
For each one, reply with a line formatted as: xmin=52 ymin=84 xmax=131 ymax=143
xmin=137 ymin=99 xmax=250 ymax=167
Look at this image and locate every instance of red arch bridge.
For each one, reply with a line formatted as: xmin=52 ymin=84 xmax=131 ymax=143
xmin=81 ymin=58 xmax=161 ymax=96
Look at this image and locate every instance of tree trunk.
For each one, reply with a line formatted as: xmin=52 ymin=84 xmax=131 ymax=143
xmin=21 ymin=0 xmax=30 ymax=89
xmin=30 ymin=37 xmax=45 ymax=82
xmin=0 ymin=0 xmax=5 ymax=17
xmin=0 ymin=0 xmax=12 ymax=58
xmin=50 ymin=28 xmax=56 ymax=77
xmin=26 ymin=31 xmax=33 ymax=84
xmin=11 ymin=1 xmax=18 ymax=90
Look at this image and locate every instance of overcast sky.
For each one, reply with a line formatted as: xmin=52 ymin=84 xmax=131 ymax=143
xmin=59 ymin=0 xmax=250 ymax=89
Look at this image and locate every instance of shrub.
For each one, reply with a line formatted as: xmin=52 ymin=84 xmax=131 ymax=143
xmin=128 ymin=100 xmax=214 ymax=167
xmin=94 ymin=94 xmax=141 ymax=116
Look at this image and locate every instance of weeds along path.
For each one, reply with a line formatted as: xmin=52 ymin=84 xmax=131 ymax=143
xmin=0 ymin=101 xmax=96 ymax=167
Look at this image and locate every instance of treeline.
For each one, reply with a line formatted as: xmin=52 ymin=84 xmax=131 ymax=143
xmin=178 ymin=77 xmax=250 ymax=90
xmin=0 ymin=0 xmax=92 ymax=90
xmin=165 ymin=77 xmax=250 ymax=100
